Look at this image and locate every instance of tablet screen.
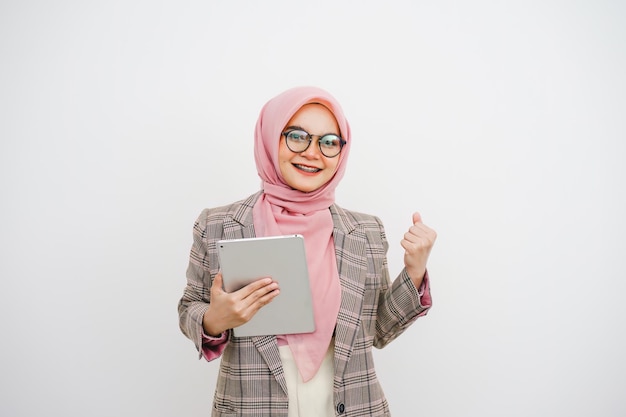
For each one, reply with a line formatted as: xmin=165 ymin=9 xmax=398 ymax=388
xmin=217 ymin=235 xmax=315 ymax=337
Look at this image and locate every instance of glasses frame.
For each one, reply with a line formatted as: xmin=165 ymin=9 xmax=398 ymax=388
xmin=281 ymin=129 xmax=346 ymax=158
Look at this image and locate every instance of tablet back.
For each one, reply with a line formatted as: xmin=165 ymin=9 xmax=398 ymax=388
xmin=217 ymin=234 xmax=315 ymax=337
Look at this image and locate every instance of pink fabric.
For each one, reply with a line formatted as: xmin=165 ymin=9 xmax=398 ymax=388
xmin=252 ymin=86 xmax=351 ymax=382
xmin=201 ymin=330 xmax=229 ymax=361
xmin=416 ymin=271 xmax=432 ymax=317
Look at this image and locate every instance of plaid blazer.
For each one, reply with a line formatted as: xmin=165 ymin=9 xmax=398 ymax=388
xmin=179 ymin=192 xmax=431 ymax=416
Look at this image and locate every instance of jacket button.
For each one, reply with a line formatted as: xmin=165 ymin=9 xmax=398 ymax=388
xmin=336 ymin=403 xmax=345 ymax=414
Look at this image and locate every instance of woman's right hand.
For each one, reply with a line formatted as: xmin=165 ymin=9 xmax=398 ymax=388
xmin=202 ymin=273 xmax=280 ymax=336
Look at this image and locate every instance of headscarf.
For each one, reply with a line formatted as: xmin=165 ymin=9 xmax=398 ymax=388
xmin=252 ymin=86 xmax=351 ymax=382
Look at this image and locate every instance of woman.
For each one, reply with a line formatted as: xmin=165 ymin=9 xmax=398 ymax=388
xmin=178 ymin=86 xmax=436 ymax=416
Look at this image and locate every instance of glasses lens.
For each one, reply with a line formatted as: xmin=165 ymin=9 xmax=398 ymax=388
xmin=319 ymin=134 xmax=342 ymax=157
xmin=285 ymin=130 xmax=310 ymax=152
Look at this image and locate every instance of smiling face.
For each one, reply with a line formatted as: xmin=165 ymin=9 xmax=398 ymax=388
xmin=278 ymin=103 xmax=342 ymax=193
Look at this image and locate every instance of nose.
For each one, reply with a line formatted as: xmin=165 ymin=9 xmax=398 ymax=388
xmin=300 ymin=139 xmax=322 ymax=159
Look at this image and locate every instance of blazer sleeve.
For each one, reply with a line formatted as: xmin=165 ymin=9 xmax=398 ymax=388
xmin=177 ymin=208 xmax=229 ymax=359
xmin=372 ymin=216 xmax=433 ymax=348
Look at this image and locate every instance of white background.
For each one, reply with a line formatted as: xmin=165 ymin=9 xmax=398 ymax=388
xmin=1 ymin=1 xmax=625 ymax=416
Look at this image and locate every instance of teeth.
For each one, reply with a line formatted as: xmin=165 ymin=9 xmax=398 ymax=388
xmin=295 ymin=164 xmax=320 ymax=173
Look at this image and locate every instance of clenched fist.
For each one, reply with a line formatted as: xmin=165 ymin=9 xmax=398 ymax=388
xmin=401 ymin=212 xmax=437 ymax=288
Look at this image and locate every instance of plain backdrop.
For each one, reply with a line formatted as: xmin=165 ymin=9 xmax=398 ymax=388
xmin=1 ymin=1 xmax=625 ymax=416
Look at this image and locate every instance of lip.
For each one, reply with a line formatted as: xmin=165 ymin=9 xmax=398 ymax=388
xmin=293 ymin=163 xmax=322 ymax=174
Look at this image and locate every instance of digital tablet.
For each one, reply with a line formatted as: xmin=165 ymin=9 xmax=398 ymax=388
xmin=217 ymin=234 xmax=315 ymax=337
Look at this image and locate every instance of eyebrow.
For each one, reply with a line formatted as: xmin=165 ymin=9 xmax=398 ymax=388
xmin=284 ymin=125 xmax=341 ymax=137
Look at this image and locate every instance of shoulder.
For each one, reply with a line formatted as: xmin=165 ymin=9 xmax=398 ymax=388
xmin=331 ymin=204 xmax=389 ymax=253
xmin=194 ymin=192 xmax=260 ymax=231
xmin=331 ymin=204 xmax=384 ymax=226
xmin=331 ymin=204 xmax=385 ymax=232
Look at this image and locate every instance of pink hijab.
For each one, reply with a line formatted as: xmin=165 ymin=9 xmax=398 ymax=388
xmin=252 ymin=86 xmax=351 ymax=382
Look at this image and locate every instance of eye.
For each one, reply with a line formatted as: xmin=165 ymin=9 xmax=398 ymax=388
xmin=319 ymin=135 xmax=341 ymax=148
xmin=287 ymin=130 xmax=309 ymax=142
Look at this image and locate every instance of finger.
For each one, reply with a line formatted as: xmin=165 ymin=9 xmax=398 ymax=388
xmin=245 ymin=280 xmax=279 ymax=303
xmin=238 ymin=283 xmax=280 ymax=321
xmin=404 ymin=224 xmax=430 ymax=243
xmin=250 ymin=286 xmax=281 ymax=310
xmin=412 ymin=212 xmax=422 ymax=225
xmin=403 ymin=226 xmax=436 ymax=247
xmin=400 ymin=238 xmax=413 ymax=253
xmin=211 ymin=272 xmax=225 ymax=294
xmin=236 ymin=276 xmax=275 ymax=299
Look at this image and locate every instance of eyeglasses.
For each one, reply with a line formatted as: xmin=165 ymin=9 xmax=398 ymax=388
xmin=281 ymin=129 xmax=346 ymax=158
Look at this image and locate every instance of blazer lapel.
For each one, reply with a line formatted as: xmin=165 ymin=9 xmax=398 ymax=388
xmin=330 ymin=205 xmax=368 ymax=380
xmin=221 ymin=192 xmax=259 ymax=240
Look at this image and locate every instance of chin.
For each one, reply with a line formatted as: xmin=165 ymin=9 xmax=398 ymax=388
xmin=287 ymin=180 xmax=324 ymax=193
xmin=293 ymin=185 xmax=318 ymax=193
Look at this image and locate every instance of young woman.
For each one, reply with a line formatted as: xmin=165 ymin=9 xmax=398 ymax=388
xmin=178 ymin=86 xmax=436 ymax=417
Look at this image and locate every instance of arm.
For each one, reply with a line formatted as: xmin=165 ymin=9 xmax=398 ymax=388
xmin=374 ymin=268 xmax=433 ymax=347
xmin=177 ymin=209 xmax=228 ymax=360
xmin=373 ymin=214 xmax=436 ymax=347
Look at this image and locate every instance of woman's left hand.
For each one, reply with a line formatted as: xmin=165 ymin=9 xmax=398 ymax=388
xmin=401 ymin=212 xmax=437 ymax=288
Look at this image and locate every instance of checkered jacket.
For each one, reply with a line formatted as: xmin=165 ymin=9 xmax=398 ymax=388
xmin=178 ymin=192 xmax=431 ymax=416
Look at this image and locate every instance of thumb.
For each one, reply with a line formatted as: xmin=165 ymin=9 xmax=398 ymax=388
xmin=412 ymin=212 xmax=422 ymax=225
xmin=212 ymin=272 xmax=225 ymax=294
